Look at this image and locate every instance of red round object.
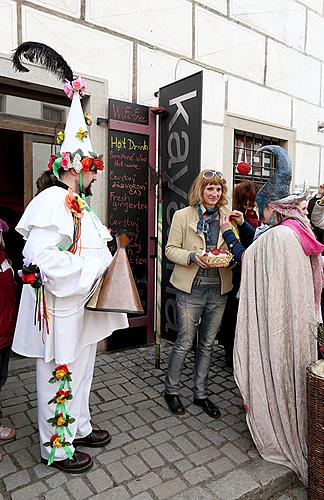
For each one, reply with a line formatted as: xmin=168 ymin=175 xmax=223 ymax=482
xmin=237 ymin=161 xmax=251 ymax=175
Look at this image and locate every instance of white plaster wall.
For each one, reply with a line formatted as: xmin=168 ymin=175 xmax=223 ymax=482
xmin=0 ymin=0 xmax=17 ymax=53
xmin=307 ymin=11 xmax=324 ymax=60
xmin=196 ymin=0 xmax=227 ymax=15
xmin=137 ymin=47 xmax=225 ymax=124
xmin=201 ymin=123 xmax=224 ymax=170
xmin=297 ymin=0 xmax=323 ymax=14
xmin=295 ymin=143 xmax=320 ymax=186
xmin=86 ymin=0 xmax=192 ymax=57
xmin=22 ymin=7 xmax=133 ymax=100
xmin=196 ymin=6 xmax=265 ymax=82
xmin=267 ymin=40 xmax=321 ymax=104
xmin=227 ymin=77 xmax=292 ymax=128
xmin=293 ymin=99 xmax=324 ymax=146
xmin=231 ymin=0 xmax=305 ymax=51
xmin=26 ymin=0 xmax=80 ymax=17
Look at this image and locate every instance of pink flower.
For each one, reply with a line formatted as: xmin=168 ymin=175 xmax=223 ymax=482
xmin=63 ymin=80 xmax=73 ymax=99
xmin=72 ymin=77 xmax=87 ymax=96
xmin=60 ymin=152 xmax=71 ymax=170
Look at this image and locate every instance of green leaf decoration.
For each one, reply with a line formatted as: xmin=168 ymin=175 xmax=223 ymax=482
xmin=43 ymin=442 xmax=51 ymax=447
xmin=49 ymin=377 xmax=56 ymax=384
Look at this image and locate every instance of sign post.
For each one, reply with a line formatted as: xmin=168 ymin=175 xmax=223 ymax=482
xmin=158 ymin=72 xmax=203 ymax=354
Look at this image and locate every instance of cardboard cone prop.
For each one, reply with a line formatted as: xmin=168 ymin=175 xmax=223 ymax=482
xmin=86 ymin=233 xmax=144 ymax=314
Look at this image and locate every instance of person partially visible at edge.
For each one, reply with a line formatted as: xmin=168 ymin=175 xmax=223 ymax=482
xmin=234 ymin=145 xmax=324 ymax=486
xmin=216 ymin=180 xmax=259 ymax=367
xmin=11 ymin=42 xmax=128 ymax=474
xmin=164 ymin=170 xmax=235 ymax=418
xmin=309 ymin=183 xmax=324 ymax=234
xmin=0 ymin=219 xmax=17 ymax=461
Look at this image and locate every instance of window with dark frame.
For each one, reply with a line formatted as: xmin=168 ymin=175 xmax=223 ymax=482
xmin=42 ymin=104 xmax=65 ymax=122
xmin=233 ymin=130 xmax=282 ymax=190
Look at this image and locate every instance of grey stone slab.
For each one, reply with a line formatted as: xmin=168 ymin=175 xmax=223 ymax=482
xmin=183 ymin=466 xmax=212 ymax=485
xmin=140 ymin=447 xmax=165 ymax=468
xmin=207 ymin=470 xmax=260 ymax=499
xmin=219 ymin=442 xmax=249 ymax=465
xmin=189 ymin=446 xmax=221 ymax=466
xmin=3 ymin=436 xmax=32 ymax=454
xmin=171 ymin=486 xmax=214 ymax=500
xmin=128 ymin=472 xmax=162 ymax=495
xmin=97 ymin=448 xmax=125 ymax=465
xmin=0 ymin=455 xmax=17 ymax=477
xmin=3 ymin=469 xmax=31 ymax=491
xmin=92 ymin=485 xmax=130 ymax=499
xmin=123 ymin=454 xmax=149 ymax=476
xmin=152 ymin=478 xmax=187 ymax=499
xmin=207 ymin=457 xmax=236 ymax=477
xmin=147 ymin=430 xmax=170 ymax=446
xmin=174 ymin=459 xmax=194 ymax=473
xmin=130 ymin=425 xmax=154 ymax=439
xmin=123 ymin=438 xmax=150 ymax=455
xmin=10 ymin=481 xmax=47 ymax=500
xmin=158 ymin=442 xmax=184 ymax=462
xmin=45 ymin=487 xmax=71 ymax=500
xmin=87 ymin=469 xmax=114 ymax=493
xmin=108 ymin=461 xmax=132 ymax=483
xmin=152 ymin=416 xmax=181 ymax=431
xmin=159 ymin=466 xmax=178 ymax=480
xmin=241 ymin=458 xmax=298 ymax=496
xmin=46 ymin=472 xmax=69 ymax=489
xmin=173 ymin=435 xmax=198 ymax=454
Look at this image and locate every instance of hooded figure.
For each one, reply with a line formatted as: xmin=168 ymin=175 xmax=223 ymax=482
xmin=11 ymin=42 xmax=128 ymax=473
xmin=234 ymin=145 xmax=324 ymax=485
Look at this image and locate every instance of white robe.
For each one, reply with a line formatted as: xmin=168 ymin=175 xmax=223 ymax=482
xmin=12 ymin=186 xmax=128 ymax=364
xmin=234 ymin=225 xmax=317 ymax=485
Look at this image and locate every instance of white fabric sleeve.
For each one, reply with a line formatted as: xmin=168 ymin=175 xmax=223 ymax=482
xmin=311 ymin=202 xmax=324 ymax=231
xmin=23 ymin=226 xmax=106 ymax=298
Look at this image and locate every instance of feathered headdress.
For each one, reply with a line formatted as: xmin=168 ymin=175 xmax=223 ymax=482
xmin=255 ymin=145 xmax=292 ymax=217
xmin=12 ymin=42 xmax=104 ymax=181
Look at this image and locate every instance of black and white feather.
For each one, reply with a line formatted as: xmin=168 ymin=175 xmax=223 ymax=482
xmin=12 ymin=41 xmax=74 ymax=82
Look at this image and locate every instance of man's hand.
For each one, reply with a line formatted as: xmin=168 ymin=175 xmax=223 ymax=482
xmin=228 ymin=210 xmax=244 ymax=225
xmin=220 ymin=215 xmax=233 ymax=233
xmin=190 ymin=252 xmax=208 ymax=269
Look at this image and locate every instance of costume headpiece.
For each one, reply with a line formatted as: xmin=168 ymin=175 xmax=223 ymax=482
xmin=12 ymin=42 xmax=104 ymax=183
xmin=255 ymin=145 xmax=292 ymax=216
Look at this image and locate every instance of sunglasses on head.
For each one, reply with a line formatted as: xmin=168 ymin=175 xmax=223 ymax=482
xmin=202 ymin=170 xmax=224 ymax=180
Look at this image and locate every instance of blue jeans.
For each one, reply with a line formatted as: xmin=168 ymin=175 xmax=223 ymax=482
xmin=165 ymin=283 xmax=227 ymax=399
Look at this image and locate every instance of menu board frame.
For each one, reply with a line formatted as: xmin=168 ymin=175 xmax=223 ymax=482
xmin=107 ymin=99 xmax=156 ymax=346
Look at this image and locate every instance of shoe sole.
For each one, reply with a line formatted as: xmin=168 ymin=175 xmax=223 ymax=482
xmin=73 ymin=434 xmax=112 ymax=448
xmin=41 ymin=457 xmax=93 ymax=473
xmin=193 ymin=402 xmax=221 ymax=419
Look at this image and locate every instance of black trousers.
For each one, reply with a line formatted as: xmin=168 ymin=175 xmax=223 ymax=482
xmin=0 ymin=346 xmax=11 ymax=389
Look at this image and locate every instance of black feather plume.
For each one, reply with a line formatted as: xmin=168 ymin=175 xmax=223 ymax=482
xmin=12 ymin=41 xmax=74 ymax=82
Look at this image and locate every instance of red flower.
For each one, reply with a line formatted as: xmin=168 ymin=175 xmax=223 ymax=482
xmin=81 ymin=157 xmax=93 ymax=172
xmin=22 ymin=273 xmax=37 ymax=285
xmin=55 ymin=365 xmax=69 ymax=374
xmin=48 ymin=155 xmax=57 ymax=171
xmin=50 ymin=434 xmax=60 ymax=443
xmin=94 ymin=158 xmax=104 ymax=170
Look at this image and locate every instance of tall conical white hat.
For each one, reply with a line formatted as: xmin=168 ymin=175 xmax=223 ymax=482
xmin=60 ymin=92 xmax=93 ymax=156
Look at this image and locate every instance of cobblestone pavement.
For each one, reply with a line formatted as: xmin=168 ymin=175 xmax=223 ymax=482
xmin=0 ymin=342 xmax=307 ymax=499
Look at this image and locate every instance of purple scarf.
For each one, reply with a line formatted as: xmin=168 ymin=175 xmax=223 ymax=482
xmin=282 ymin=219 xmax=324 ymax=321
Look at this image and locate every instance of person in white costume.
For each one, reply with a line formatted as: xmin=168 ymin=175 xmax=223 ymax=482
xmin=11 ymin=42 xmax=128 ymax=473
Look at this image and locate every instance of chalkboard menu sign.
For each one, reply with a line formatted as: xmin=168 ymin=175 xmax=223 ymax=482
xmin=108 ymin=99 xmax=149 ymax=125
xmin=107 ymin=129 xmax=149 ymax=313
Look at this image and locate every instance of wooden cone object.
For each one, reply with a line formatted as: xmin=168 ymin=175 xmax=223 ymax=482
xmin=86 ymin=232 xmax=144 ymax=314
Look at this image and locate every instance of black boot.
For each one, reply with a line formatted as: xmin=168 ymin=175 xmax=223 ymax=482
xmin=164 ymin=393 xmax=185 ymax=415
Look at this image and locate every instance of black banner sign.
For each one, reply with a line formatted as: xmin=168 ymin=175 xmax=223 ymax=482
xmin=107 ymin=129 xmax=149 ymax=313
xmin=108 ymin=99 xmax=149 ymax=125
xmin=159 ymin=71 xmax=203 ymax=340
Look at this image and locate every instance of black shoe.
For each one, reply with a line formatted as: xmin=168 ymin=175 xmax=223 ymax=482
xmin=164 ymin=394 xmax=185 ymax=415
xmin=193 ymin=398 xmax=221 ymax=419
xmin=73 ymin=430 xmax=111 ymax=448
xmin=41 ymin=450 xmax=93 ymax=473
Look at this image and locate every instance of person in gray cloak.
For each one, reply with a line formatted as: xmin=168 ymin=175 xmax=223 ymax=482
xmin=234 ymin=145 xmax=324 ymax=486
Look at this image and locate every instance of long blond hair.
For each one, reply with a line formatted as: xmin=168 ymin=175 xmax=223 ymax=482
xmin=188 ymin=171 xmax=228 ymax=207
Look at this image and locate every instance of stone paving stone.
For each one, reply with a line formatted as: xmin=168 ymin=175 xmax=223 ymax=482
xmin=3 ymin=469 xmax=31 ymax=491
xmin=10 ymin=481 xmax=47 ymax=500
xmin=172 ymin=486 xmax=214 ymax=499
xmin=159 ymin=466 xmax=178 ymax=480
xmin=158 ymin=442 xmax=184 ymax=462
xmin=108 ymin=461 xmax=132 ymax=483
xmin=10 ymin=412 xmax=31 ymax=428
xmin=186 ymin=431 xmax=210 ymax=449
xmin=140 ymin=447 xmax=165 ymax=468
xmin=66 ymin=477 xmax=93 ymax=499
xmin=167 ymin=424 xmax=191 ymax=437
xmin=132 ymin=493 xmax=155 ymax=500
xmin=123 ymin=438 xmax=150 ymax=455
xmin=33 ymin=463 xmax=56 ymax=479
xmin=207 ymin=456 xmax=236 ymax=476
xmin=125 ymin=411 xmax=145 ymax=428
xmin=0 ymin=455 xmax=17 ymax=477
xmin=189 ymin=446 xmax=221 ymax=466
xmin=128 ymin=472 xmax=162 ymax=495
xmin=45 ymin=471 xmax=69 ymax=489
xmin=123 ymin=455 xmax=149 ymax=476
xmin=45 ymin=487 xmax=71 ymax=500
xmin=147 ymin=430 xmax=170 ymax=446
xmin=220 ymin=442 xmax=250 ymax=465
xmin=97 ymin=448 xmax=125 ymax=465
xmin=92 ymin=485 xmax=130 ymax=499
xmin=112 ymin=416 xmax=132 ymax=432
xmin=152 ymin=478 xmax=187 ymax=499
xmin=174 ymin=459 xmax=194 ymax=473
xmin=173 ymin=435 xmax=198 ymax=454
xmin=183 ymin=466 xmax=212 ymax=485
xmin=241 ymin=458 xmax=298 ymax=496
xmin=208 ymin=469 xmax=260 ymax=499
xmin=130 ymin=425 xmax=154 ymax=439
